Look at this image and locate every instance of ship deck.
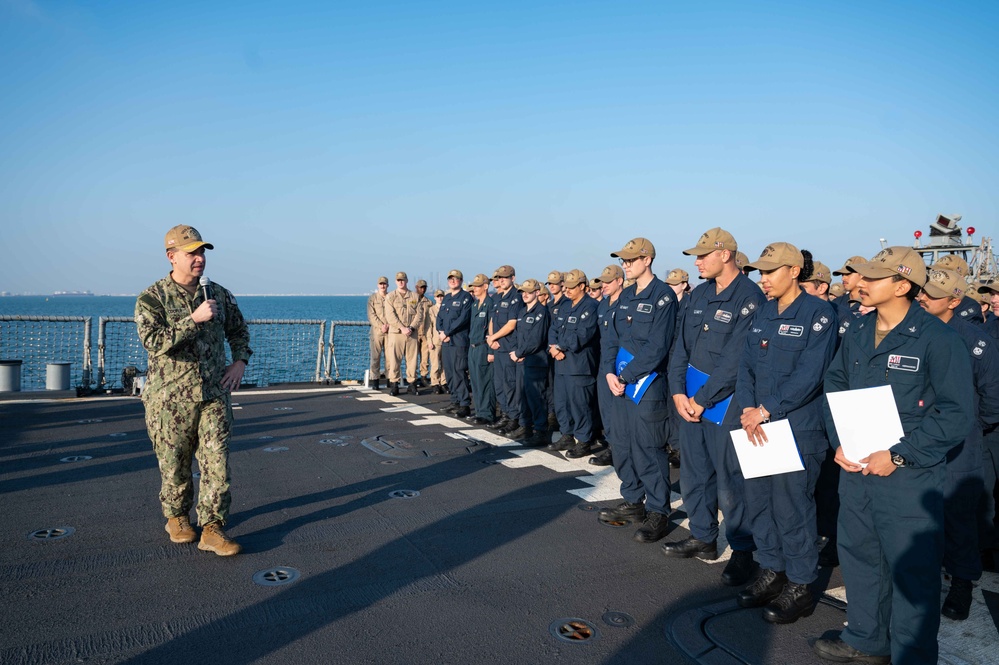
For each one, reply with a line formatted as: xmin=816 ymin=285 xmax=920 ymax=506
xmin=2 ymin=385 xmax=996 ymax=664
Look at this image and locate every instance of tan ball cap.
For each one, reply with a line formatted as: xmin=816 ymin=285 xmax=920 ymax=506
xmin=447 ymin=269 xmax=464 ymax=280
xmin=562 ymin=269 xmax=588 ymax=288
xmin=588 ymin=278 xmax=602 ymax=290
xmin=850 ymin=247 xmax=928 ymax=287
xmin=745 ymin=242 xmax=804 ymax=273
xmin=922 ymin=269 xmax=967 ymax=300
xmin=829 ymin=283 xmax=845 ymax=298
xmin=434 ymin=289 xmax=445 ymax=297
xmin=165 ymin=225 xmax=214 ymax=252
xmin=735 ymin=252 xmax=749 ymax=269
xmin=493 ymin=265 xmax=515 ymax=278
xmin=978 ymin=280 xmax=999 ymax=295
xmin=682 ymin=228 xmax=738 ymax=256
xmin=469 ymin=273 xmax=490 ymax=287
xmin=809 ymin=261 xmax=832 ymax=285
xmin=377 ymin=276 xmax=389 ymax=285
xmin=546 ymin=271 xmax=564 ymax=285
xmin=930 ymin=254 xmax=970 ymax=277
xmin=599 ymin=265 xmax=625 ymax=283
xmin=611 ymin=237 xmax=656 ymax=260
xmin=395 ymin=271 xmax=408 ymax=281
xmin=664 ymin=268 xmax=689 ymax=285
xmin=415 ymin=279 xmax=427 ymax=288
xmin=518 ymin=278 xmax=541 ymax=293
xmin=833 ymin=256 xmax=867 ymax=276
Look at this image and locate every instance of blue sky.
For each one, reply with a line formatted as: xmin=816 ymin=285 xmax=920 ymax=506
xmin=2 ymin=0 xmax=997 ymax=295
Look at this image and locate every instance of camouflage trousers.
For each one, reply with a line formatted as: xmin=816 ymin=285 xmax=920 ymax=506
xmin=144 ymin=394 xmax=233 ymax=526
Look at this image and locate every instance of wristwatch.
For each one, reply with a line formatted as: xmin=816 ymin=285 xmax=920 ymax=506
xmin=890 ymin=452 xmax=907 ymax=468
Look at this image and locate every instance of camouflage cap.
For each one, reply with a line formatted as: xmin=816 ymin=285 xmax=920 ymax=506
xmin=850 ymin=246 xmax=928 ymax=286
xmin=546 ymin=270 xmax=564 ymax=285
xmin=683 ymin=228 xmax=737 ymax=256
xmin=562 ymin=269 xmax=588 ymax=288
xmin=395 ymin=271 xmax=408 ymax=281
xmin=415 ymin=279 xmax=427 ymax=288
xmin=377 ymin=276 xmax=389 ymax=285
xmin=447 ymin=269 xmax=463 ymax=280
xmin=833 ymin=255 xmax=867 ymax=276
xmin=493 ymin=265 xmax=515 ymax=278
xmin=165 ymin=225 xmax=213 ymax=252
xmin=611 ymin=237 xmax=656 ymax=260
xmin=598 ymin=264 xmax=625 ymax=283
xmin=745 ymin=242 xmax=804 ymax=273
xmin=922 ymin=268 xmax=966 ymax=300
xmin=809 ymin=261 xmax=832 ymax=285
xmin=517 ymin=278 xmax=541 ymax=293
xmin=664 ymin=268 xmax=689 ymax=285
xmin=930 ymin=253 xmax=969 ymax=277
xmin=468 ymin=273 xmax=490 ymax=287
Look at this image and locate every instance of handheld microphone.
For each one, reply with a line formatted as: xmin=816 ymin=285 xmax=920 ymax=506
xmin=199 ymin=276 xmax=213 ymax=302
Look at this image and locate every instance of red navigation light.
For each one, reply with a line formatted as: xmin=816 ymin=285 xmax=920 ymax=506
xmin=914 ymin=230 xmax=923 ymax=239
xmin=967 ymin=226 xmax=976 ymax=236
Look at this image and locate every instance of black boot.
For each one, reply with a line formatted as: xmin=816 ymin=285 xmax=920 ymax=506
xmin=407 ymin=382 xmax=418 ymax=395
xmin=763 ymin=582 xmax=814 ymax=624
xmin=941 ymin=576 xmax=973 ymax=620
xmin=504 ymin=424 xmax=530 ymax=440
xmin=433 ymin=385 xmax=444 ymax=395
xmin=370 ymin=378 xmax=381 ymax=390
xmin=589 ymin=448 xmax=613 ymax=466
xmin=818 ymin=537 xmax=839 ymax=568
xmin=721 ymin=550 xmax=756 ymax=586
xmin=633 ymin=511 xmax=671 ymax=543
xmin=598 ymin=501 xmax=645 ymax=522
xmin=487 ymin=417 xmax=511 ymax=431
xmin=523 ymin=429 xmax=549 ymax=448
xmin=547 ymin=433 xmax=575 ymax=451
xmin=737 ymin=568 xmax=788 ymax=608
xmin=454 ymin=406 xmax=471 ymax=418
xmin=813 ymin=634 xmax=890 ymax=664
xmin=565 ymin=440 xmax=592 ymax=459
xmin=389 ymin=382 xmax=400 ymax=396
xmin=668 ymin=447 xmax=681 ymax=468
xmin=661 ymin=536 xmax=718 ymax=560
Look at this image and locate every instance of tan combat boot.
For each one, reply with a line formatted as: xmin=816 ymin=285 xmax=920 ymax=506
xmin=165 ymin=515 xmax=197 ymax=543
xmin=198 ymin=522 xmax=242 ymax=556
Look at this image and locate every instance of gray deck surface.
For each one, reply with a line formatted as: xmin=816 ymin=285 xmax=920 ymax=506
xmin=2 ymin=385 xmax=996 ymax=664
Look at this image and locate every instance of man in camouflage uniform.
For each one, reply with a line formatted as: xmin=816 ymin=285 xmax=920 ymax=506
xmin=367 ymin=276 xmax=390 ymax=389
xmin=136 ymin=225 xmax=252 ymax=557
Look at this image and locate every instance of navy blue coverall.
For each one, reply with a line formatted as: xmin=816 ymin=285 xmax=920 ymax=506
xmin=736 ymin=290 xmax=838 ymax=585
xmin=436 ymin=289 xmax=473 ymax=407
xmin=597 ymin=295 xmax=621 ymax=449
xmin=550 ymin=296 xmax=600 ymax=444
xmin=602 ymin=277 xmax=677 ymax=515
xmin=824 ymin=302 xmax=973 ymax=665
xmin=468 ymin=295 xmax=495 ymax=422
xmin=512 ymin=302 xmax=551 ymax=431
xmin=667 ymin=271 xmax=765 ymax=551
xmin=491 ymin=288 xmax=523 ymax=423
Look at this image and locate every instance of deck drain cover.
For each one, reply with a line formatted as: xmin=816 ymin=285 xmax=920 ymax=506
xmin=602 ymin=611 xmax=635 ymax=628
xmin=598 ymin=518 xmax=630 ymax=529
xmin=319 ymin=438 xmax=349 ymax=446
xmin=381 ymin=460 xmax=399 ymax=465
xmin=273 ymin=407 xmax=293 ymax=411
xmin=263 ymin=446 xmax=289 ymax=452
xmin=60 ymin=455 xmax=92 ymax=463
xmin=577 ymin=503 xmax=598 ymax=512
xmin=549 ymin=618 xmax=599 ymax=643
xmin=252 ymin=567 xmax=301 ymax=586
xmin=389 ymin=489 xmax=420 ymax=499
xmin=29 ymin=527 xmax=75 ymax=541
xmin=76 ymin=419 xmax=102 ymax=424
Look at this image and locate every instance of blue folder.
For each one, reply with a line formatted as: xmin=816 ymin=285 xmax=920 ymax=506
xmin=614 ymin=347 xmax=657 ymax=405
xmin=685 ymin=364 xmax=732 ymax=425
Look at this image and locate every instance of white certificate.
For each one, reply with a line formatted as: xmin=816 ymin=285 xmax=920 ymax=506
xmin=729 ymin=419 xmax=805 ymax=479
xmin=825 ymin=385 xmax=904 ymax=465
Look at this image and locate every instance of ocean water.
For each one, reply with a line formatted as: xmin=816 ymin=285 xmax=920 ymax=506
xmin=0 ymin=295 xmax=369 ymax=322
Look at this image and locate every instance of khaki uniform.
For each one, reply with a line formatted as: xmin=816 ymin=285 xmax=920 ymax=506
xmin=415 ymin=295 xmax=432 ymax=379
xmin=367 ymin=292 xmax=388 ymax=379
xmin=385 ymin=289 xmax=421 ymax=383
xmin=426 ymin=302 xmax=445 ymax=386
xmin=136 ymin=274 xmax=252 ymax=526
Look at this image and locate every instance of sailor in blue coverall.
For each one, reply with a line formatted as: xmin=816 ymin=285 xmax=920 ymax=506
xmin=509 ymin=279 xmax=551 ymax=442
xmin=436 ymin=269 xmax=474 ymax=417
xmin=548 ymin=269 xmax=600 ymax=459
xmin=916 ymin=268 xmax=999 ymax=621
xmin=733 ymin=243 xmax=838 ymax=624
xmin=664 ymin=228 xmax=765 ymax=587
xmin=598 ymin=237 xmax=677 ymax=544
xmin=813 ymin=247 xmax=973 ymax=665
xmin=487 ymin=265 xmax=523 ymax=435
